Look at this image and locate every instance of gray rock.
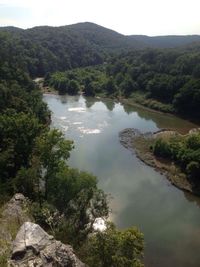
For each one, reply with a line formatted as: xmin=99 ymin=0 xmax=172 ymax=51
xmin=2 ymin=193 xmax=29 ymax=221
xmin=0 ymin=194 xmax=31 ymax=257
xmin=9 ymin=222 xmax=85 ymax=267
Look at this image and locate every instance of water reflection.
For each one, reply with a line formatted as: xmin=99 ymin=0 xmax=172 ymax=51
xmin=184 ymin=191 xmax=200 ymax=208
xmin=85 ymin=96 xmax=99 ymax=108
xmin=121 ymin=102 xmax=198 ymax=134
xmin=44 ymin=94 xmax=200 ymax=267
xmin=102 ymin=98 xmax=116 ymax=111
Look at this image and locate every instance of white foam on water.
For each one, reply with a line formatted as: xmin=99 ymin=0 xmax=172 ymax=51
xmin=73 ymin=122 xmax=83 ymax=125
xmin=78 ymin=127 xmax=101 ymax=134
xmin=60 ymin=116 xmax=67 ymax=120
xmin=68 ymin=107 xmax=86 ymax=113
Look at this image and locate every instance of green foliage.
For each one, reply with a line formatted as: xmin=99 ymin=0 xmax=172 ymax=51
xmin=0 ymin=112 xmax=41 ymax=182
xmin=153 ymin=138 xmax=171 ymax=158
xmin=153 ymin=132 xmax=200 ymax=183
xmin=68 ymin=80 xmax=79 ymax=95
xmin=47 ymin=166 xmax=97 ymax=211
xmin=173 ymin=79 xmax=200 ymax=117
xmin=0 ymin=25 xmax=105 ymax=78
xmin=186 ymin=134 xmax=200 ymax=150
xmin=33 ymin=129 xmax=74 ymax=199
xmin=45 ymin=66 xmax=109 ymax=96
xmin=81 ymin=222 xmax=144 ymax=267
xmin=65 ymin=188 xmax=109 ymax=244
xmin=44 ymin=46 xmax=200 ymax=119
xmin=12 ymin=167 xmax=39 ymax=199
xmin=186 ymin=161 xmax=200 ymax=180
xmin=0 ymin=24 xmax=147 ymax=264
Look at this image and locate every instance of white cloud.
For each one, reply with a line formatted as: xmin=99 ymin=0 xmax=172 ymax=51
xmin=0 ymin=0 xmax=200 ymax=35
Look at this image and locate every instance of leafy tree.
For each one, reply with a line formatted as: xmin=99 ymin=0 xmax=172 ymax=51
xmin=84 ymin=78 xmax=96 ymax=96
xmin=67 ymin=80 xmax=79 ymax=95
xmin=103 ymin=78 xmax=117 ymax=95
xmin=173 ymin=79 xmax=200 ymax=116
xmin=186 ymin=161 xmax=200 ymax=180
xmin=153 ymin=138 xmax=171 ymax=158
xmin=33 ymin=129 xmax=74 ymax=199
xmin=0 ymin=112 xmax=41 ymax=182
xmin=153 ymin=132 xmax=200 ymax=186
xmin=82 ymin=222 xmax=144 ymax=267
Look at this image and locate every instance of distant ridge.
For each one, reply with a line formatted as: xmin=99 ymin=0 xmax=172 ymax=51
xmin=128 ymin=34 xmax=200 ymax=48
xmin=1 ymin=22 xmax=200 ymax=77
xmin=1 ymin=22 xmax=200 ymax=49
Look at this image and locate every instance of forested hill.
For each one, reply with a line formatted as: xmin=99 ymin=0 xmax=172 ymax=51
xmin=128 ymin=34 xmax=200 ymax=48
xmin=1 ymin=22 xmax=200 ymax=77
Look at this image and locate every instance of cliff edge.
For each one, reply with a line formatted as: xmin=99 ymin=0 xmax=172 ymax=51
xmin=0 ymin=194 xmax=85 ymax=267
xmin=8 ymin=222 xmax=85 ymax=267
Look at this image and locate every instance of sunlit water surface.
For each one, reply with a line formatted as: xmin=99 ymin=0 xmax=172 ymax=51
xmin=44 ymin=94 xmax=200 ymax=267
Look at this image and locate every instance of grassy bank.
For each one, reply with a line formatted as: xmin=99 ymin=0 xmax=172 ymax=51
xmin=122 ymin=92 xmax=174 ymax=113
xmin=132 ymin=134 xmax=193 ymax=193
xmin=120 ymin=128 xmax=200 ymax=195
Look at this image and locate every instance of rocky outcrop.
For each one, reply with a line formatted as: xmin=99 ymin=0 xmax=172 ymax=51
xmin=2 ymin=193 xmax=30 ymax=223
xmin=0 ymin=194 xmax=31 ymax=259
xmin=119 ymin=128 xmax=141 ymax=151
xmin=8 ymin=222 xmax=86 ymax=267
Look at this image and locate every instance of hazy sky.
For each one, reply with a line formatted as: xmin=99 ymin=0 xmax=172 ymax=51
xmin=0 ymin=0 xmax=200 ymax=36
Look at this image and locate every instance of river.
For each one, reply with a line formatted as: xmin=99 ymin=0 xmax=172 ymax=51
xmin=44 ymin=94 xmax=200 ymax=267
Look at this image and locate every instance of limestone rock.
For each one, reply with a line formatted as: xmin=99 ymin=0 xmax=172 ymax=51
xmin=9 ymin=222 xmax=85 ymax=267
xmin=0 ymin=194 xmax=31 ymax=257
xmin=2 ymin=193 xmax=30 ymax=222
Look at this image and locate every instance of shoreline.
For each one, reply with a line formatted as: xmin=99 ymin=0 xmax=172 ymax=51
xmin=36 ymin=77 xmax=199 ymax=126
xmin=119 ymin=128 xmax=200 ymax=196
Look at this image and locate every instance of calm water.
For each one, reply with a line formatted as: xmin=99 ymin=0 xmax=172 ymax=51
xmin=44 ymin=94 xmax=200 ymax=267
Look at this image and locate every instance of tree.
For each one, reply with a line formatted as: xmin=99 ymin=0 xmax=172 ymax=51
xmin=65 ymin=187 xmax=109 ymax=244
xmin=186 ymin=161 xmax=200 ymax=180
xmin=104 ymin=78 xmax=117 ymax=95
xmin=153 ymin=138 xmax=171 ymax=158
xmin=173 ymin=79 xmax=200 ymax=117
xmin=67 ymin=80 xmax=79 ymax=95
xmin=33 ymin=129 xmax=74 ymax=199
xmin=0 ymin=112 xmax=41 ymax=182
xmin=83 ymin=222 xmax=144 ymax=267
xmin=84 ymin=77 xmax=96 ymax=96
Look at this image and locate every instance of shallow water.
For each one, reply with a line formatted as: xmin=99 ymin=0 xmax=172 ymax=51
xmin=44 ymin=94 xmax=200 ymax=267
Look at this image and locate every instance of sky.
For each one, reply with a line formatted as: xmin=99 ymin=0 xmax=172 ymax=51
xmin=0 ymin=0 xmax=200 ymax=36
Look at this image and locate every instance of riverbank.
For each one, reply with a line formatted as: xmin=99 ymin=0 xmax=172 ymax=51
xmin=119 ymin=128 xmax=200 ymax=196
xmin=118 ymin=92 xmax=174 ymax=114
xmin=37 ymin=77 xmax=199 ymax=125
xmin=34 ymin=77 xmax=58 ymax=95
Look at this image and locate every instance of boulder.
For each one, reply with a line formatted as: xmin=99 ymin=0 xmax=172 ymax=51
xmin=9 ymin=222 xmax=85 ymax=267
xmin=2 ymin=193 xmax=30 ymax=222
xmin=0 ymin=194 xmax=31 ymax=257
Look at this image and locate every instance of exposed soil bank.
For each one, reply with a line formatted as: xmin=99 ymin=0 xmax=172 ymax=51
xmin=119 ymin=128 xmax=200 ymax=196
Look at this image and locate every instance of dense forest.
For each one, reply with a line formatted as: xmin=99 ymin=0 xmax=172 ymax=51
xmin=1 ymin=21 xmax=200 ymax=266
xmin=1 ymin=22 xmax=200 ymax=77
xmin=45 ymin=46 xmax=200 ymax=119
xmin=0 ymin=23 xmax=148 ymax=266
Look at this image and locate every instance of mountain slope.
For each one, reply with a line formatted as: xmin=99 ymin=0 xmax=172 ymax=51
xmin=128 ymin=34 xmax=200 ymax=48
xmin=0 ymin=22 xmax=200 ymax=77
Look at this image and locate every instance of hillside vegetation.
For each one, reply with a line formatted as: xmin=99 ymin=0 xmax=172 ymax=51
xmin=0 ymin=22 xmax=147 ymax=267
xmin=1 ymin=21 xmax=200 ymax=266
xmin=1 ymin=22 xmax=200 ymax=77
xmin=45 ymin=46 xmax=200 ymax=120
xmin=153 ymin=130 xmax=200 ymax=189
